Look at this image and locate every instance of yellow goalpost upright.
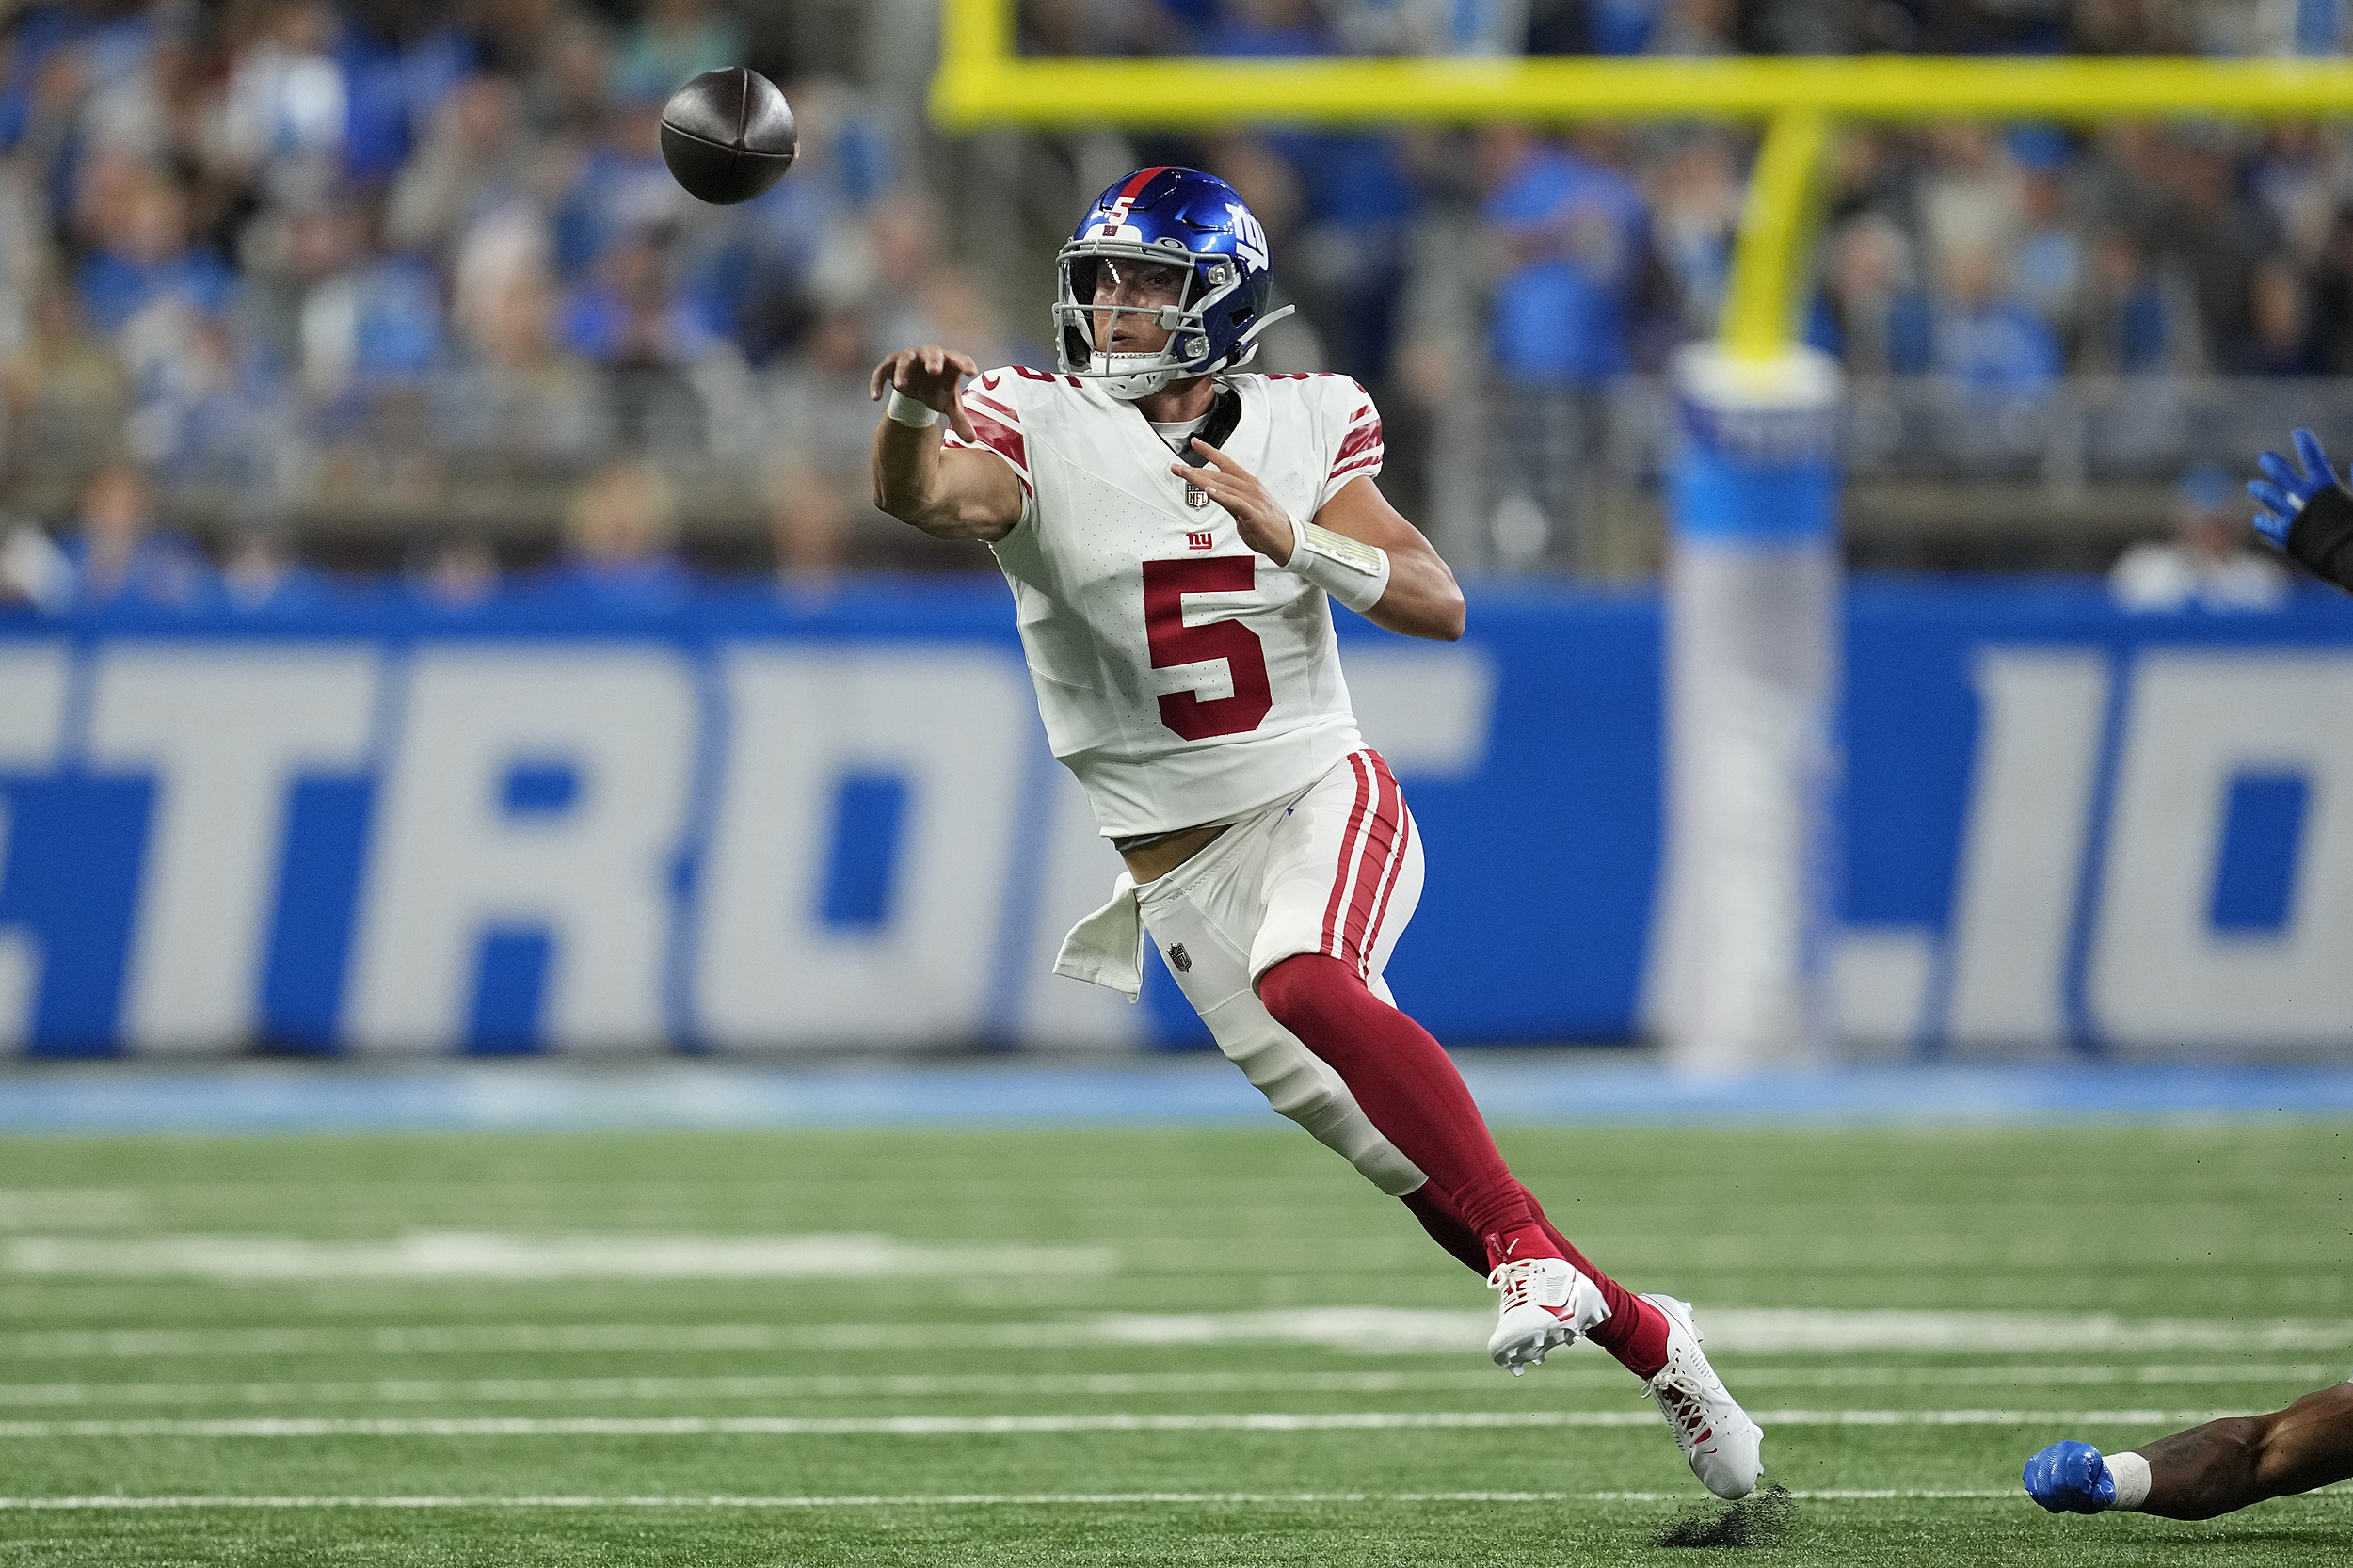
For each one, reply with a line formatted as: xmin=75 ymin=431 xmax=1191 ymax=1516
xmin=931 ymin=0 xmax=2353 ymax=361
xmin=927 ymin=1 xmax=2353 ymax=1070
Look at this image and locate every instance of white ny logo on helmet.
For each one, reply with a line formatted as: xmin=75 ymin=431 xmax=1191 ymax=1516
xmin=1226 ymin=202 xmax=1268 ymax=273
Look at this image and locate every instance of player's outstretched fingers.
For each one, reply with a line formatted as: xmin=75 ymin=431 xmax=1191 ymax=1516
xmin=2258 ymin=448 xmax=2303 ymax=493
xmin=2249 ymin=480 xmax=2296 ymax=544
xmin=2293 ymin=426 xmax=2334 ymax=485
xmin=941 ymin=352 xmax=980 ymax=441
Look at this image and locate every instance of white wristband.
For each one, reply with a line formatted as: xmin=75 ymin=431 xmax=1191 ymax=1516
xmin=2105 ymin=1451 xmax=2152 ymax=1512
xmin=1282 ymin=515 xmax=1391 ymax=614
xmin=885 ymin=388 xmax=940 ymax=428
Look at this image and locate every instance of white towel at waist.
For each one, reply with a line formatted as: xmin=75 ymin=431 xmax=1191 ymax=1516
xmin=1053 ymin=872 xmax=1144 ymax=1001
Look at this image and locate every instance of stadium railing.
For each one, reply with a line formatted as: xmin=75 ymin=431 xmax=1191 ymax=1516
xmin=8 ymin=371 xmax=2345 ymax=573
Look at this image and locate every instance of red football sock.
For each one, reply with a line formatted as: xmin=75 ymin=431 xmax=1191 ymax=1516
xmin=1400 ymin=1176 xmax=1669 ymax=1382
xmin=1257 ymin=953 xmax=1547 ymax=1263
xmin=1257 ymin=955 xmax=1669 ymax=1378
xmin=1520 ymin=1183 xmax=1670 ymax=1380
xmin=1401 ymin=1183 xmax=1488 ymax=1277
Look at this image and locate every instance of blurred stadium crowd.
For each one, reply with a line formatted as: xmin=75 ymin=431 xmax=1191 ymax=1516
xmin=0 ymin=0 xmax=2343 ymax=613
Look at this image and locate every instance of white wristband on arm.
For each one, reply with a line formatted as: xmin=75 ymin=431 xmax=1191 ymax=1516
xmin=1283 ymin=515 xmax=1390 ymax=614
xmin=885 ymin=388 xmax=940 ymax=428
xmin=2105 ymin=1451 xmax=2153 ymax=1512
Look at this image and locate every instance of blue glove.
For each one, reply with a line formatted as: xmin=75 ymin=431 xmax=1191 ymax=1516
xmin=2023 ymin=1439 xmax=2115 ymax=1514
xmin=2249 ymin=427 xmax=2341 ymax=549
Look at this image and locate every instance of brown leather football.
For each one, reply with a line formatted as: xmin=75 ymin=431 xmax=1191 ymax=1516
xmin=659 ymin=67 xmax=797 ymax=206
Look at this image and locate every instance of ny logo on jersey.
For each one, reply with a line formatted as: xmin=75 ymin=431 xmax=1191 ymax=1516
xmin=1167 ymin=943 xmax=1192 ymax=973
xmin=1185 ymin=530 xmax=1213 ymax=549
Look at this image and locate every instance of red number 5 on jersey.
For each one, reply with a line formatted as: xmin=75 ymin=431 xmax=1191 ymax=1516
xmin=1142 ymin=556 xmax=1273 ymax=740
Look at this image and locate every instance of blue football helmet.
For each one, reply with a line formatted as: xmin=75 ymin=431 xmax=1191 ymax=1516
xmin=1054 ymin=167 xmax=1295 ymax=400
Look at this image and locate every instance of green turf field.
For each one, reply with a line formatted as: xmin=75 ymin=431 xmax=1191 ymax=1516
xmin=0 ymin=1121 xmax=2345 ymax=1565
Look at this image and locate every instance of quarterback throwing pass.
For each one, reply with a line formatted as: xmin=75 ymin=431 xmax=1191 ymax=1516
xmin=867 ymin=166 xmax=1763 ymax=1499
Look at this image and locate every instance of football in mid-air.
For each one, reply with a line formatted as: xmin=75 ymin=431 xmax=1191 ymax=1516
xmin=660 ymin=67 xmax=797 ymax=205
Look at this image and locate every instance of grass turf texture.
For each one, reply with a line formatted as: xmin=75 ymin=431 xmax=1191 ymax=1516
xmin=0 ymin=1123 xmax=2345 ymax=1565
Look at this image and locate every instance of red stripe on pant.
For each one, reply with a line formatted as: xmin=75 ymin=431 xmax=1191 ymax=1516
xmin=1358 ymin=805 xmax=1413 ymax=978
xmin=1318 ymin=754 xmax=1375 ymax=955
xmin=1337 ymin=754 xmax=1402 ymax=971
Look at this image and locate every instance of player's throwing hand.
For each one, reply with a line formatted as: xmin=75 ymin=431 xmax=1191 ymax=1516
xmin=1177 ymin=439 xmax=1296 ymax=563
xmin=869 ymin=344 xmax=980 ymax=443
xmin=2247 ymin=426 xmax=2353 ymax=592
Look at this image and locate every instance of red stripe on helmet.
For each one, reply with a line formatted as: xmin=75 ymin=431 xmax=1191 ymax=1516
xmin=1115 ymin=167 xmax=1171 ymax=206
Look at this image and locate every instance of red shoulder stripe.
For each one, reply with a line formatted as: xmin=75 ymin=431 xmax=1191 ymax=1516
xmin=1332 ymin=417 xmax=1385 ymax=471
xmin=965 ymin=409 xmax=1028 ymax=471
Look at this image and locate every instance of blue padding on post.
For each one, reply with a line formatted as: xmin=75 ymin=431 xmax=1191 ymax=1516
xmin=1669 ymin=446 xmax=1837 ymax=543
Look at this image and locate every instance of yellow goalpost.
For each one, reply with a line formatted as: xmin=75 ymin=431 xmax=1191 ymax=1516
xmin=928 ymin=0 xmax=2353 ymax=361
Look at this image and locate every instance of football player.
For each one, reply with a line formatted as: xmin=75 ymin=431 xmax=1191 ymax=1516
xmin=868 ymin=167 xmax=1761 ymax=1499
xmin=2024 ymin=1382 xmax=2353 ymax=1520
xmin=2249 ymin=426 xmax=2353 ymax=592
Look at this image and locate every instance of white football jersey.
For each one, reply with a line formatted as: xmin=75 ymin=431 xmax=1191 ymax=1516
xmin=947 ymin=367 xmax=1387 ymax=838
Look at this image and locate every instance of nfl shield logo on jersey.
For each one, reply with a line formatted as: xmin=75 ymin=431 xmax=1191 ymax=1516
xmin=1184 ymin=482 xmax=1209 ymax=509
xmin=1167 ymin=943 xmax=1192 ymax=973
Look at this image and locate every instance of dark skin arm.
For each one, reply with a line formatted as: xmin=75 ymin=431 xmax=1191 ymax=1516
xmin=1175 ymin=440 xmax=1466 ymax=642
xmin=2133 ymin=1382 xmax=2353 ymax=1521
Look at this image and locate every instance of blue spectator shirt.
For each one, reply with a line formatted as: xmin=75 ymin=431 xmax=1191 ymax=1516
xmin=1484 ymin=149 xmax=1646 ymax=387
xmin=59 ymin=529 xmax=216 ymax=611
xmin=76 ymin=248 xmax=237 ymax=336
xmin=1932 ymin=296 xmax=2061 ymax=397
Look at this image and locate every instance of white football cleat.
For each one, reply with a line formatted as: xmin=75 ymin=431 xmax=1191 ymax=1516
xmin=1486 ymin=1256 xmax=1609 ymax=1375
xmin=1640 ymin=1293 xmax=1765 ymax=1499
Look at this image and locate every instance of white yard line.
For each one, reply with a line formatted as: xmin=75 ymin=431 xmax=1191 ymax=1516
xmin=0 ymin=1489 xmax=2063 ymax=1510
xmin=1 ymin=1488 xmax=2345 ymax=1510
xmin=0 ymin=1363 xmax=2335 ymax=1409
xmin=0 ymin=1234 xmax=1112 ymax=1281
xmin=4 ymin=1311 xmax=2348 ymax=1361
xmin=0 ymin=1409 xmax=2266 ymax=1438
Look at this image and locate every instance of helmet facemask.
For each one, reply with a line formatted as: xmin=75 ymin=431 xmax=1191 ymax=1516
xmin=1053 ymin=242 xmax=1252 ymax=401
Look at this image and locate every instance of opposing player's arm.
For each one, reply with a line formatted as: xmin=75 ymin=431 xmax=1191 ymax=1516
xmin=2024 ymin=1381 xmax=2353 ymax=1521
xmin=868 ymin=346 xmax=1025 ymax=543
xmin=1179 ymin=441 xmax=1466 ymax=642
